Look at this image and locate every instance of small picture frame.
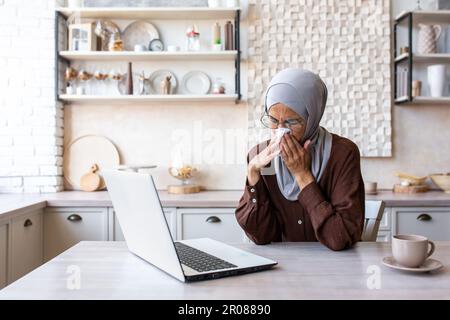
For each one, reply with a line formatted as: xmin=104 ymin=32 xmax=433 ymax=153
xmin=68 ymin=23 xmax=98 ymax=51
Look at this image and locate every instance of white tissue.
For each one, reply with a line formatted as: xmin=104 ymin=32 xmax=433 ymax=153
xmin=271 ymin=128 xmax=291 ymax=154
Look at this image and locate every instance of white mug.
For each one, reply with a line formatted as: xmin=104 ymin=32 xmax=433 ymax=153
xmin=134 ymin=44 xmax=147 ymax=52
xmin=67 ymin=0 xmax=83 ymax=8
xmin=427 ymin=64 xmax=447 ymax=97
xmin=226 ymin=0 xmax=239 ymax=7
xmin=392 ymin=234 xmax=435 ymax=268
xmin=208 ymin=0 xmax=221 ymax=8
xmin=167 ymin=45 xmax=180 ymax=52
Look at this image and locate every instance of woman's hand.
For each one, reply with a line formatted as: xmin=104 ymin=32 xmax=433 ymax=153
xmin=280 ymin=134 xmax=315 ymax=189
xmin=247 ymin=139 xmax=280 ymax=186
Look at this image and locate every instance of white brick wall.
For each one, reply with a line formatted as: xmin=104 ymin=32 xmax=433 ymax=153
xmin=0 ymin=0 xmax=65 ymax=193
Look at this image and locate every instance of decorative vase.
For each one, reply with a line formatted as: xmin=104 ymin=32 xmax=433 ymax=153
xmin=224 ymin=21 xmax=234 ymax=50
xmin=427 ymin=64 xmax=447 ymax=97
xmin=126 ymin=62 xmax=133 ymax=95
xmin=418 ymin=24 xmax=442 ymax=54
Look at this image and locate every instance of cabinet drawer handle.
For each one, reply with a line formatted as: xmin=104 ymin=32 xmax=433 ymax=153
xmin=206 ymin=216 xmax=221 ymax=223
xmin=417 ymin=213 xmax=432 ymax=221
xmin=67 ymin=214 xmax=82 ymax=222
xmin=23 ymin=219 xmax=33 ymax=227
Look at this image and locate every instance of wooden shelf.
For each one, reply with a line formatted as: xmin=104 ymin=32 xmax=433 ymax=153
xmin=59 ymin=94 xmax=239 ymax=103
xmin=394 ymin=53 xmax=450 ymax=63
xmin=396 ymin=10 xmax=450 ymax=23
xmin=56 ymin=7 xmax=240 ymax=20
xmin=412 ymin=97 xmax=450 ymax=104
xmin=59 ymin=50 xmax=238 ymax=61
xmin=396 ymin=96 xmax=450 ymax=105
xmin=414 ymin=53 xmax=450 ymax=62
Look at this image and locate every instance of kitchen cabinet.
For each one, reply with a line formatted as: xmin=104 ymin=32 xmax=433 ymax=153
xmin=0 ymin=222 xmax=8 ymax=289
xmin=44 ymin=207 xmax=108 ymax=262
xmin=177 ymin=208 xmax=245 ymax=243
xmin=392 ymin=207 xmax=450 ymax=241
xmin=110 ymin=207 xmax=177 ymax=241
xmin=10 ymin=209 xmax=43 ymax=282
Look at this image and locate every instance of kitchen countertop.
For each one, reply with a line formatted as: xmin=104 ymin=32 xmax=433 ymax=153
xmin=0 ymin=240 xmax=449 ymax=299
xmin=1 ymin=190 xmax=450 ymax=221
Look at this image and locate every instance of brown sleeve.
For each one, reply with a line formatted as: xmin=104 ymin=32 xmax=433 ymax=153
xmin=235 ymin=144 xmax=282 ymax=245
xmin=297 ymin=147 xmax=365 ymax=251
xmin=235 ymin=177 xmax=282 ymax=245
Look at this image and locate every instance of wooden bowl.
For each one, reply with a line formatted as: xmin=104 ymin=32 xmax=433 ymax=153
xmin=430 ymin=173 xmax=450 ymax=193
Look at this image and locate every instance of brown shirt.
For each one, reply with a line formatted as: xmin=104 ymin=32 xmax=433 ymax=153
xmin=235 ymin=134 xmax=365 ymax=251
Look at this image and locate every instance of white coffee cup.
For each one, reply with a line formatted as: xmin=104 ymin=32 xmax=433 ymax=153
xmin=364 ymin=181 xmax=377 ymax=194
xmin=167 ymin=45 xmax=180 ymax=52
xmin=134 ymin=44 xmax=147 ymax=52
xmin=392 ymin=234 xmax=435 ymax=268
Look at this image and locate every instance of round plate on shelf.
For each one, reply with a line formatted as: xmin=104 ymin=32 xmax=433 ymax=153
xmin=64 ymin=135 xmax=120 ymax=191
xmin=148 ymin=70 xmax=177 ymax=94
xmin=181 ymin=71 xmax=211 ymax=95
xmin=122 ymin=21 xmax=159 ymax=51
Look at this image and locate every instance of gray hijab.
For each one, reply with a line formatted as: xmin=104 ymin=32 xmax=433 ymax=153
xmin=265 ymin=68 xmax=332 ymax=201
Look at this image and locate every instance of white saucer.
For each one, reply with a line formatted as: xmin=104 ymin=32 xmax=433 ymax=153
xmin=382 ymin=256 xmax=443 ymax=273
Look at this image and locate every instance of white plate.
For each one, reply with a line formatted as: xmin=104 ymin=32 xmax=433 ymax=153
xmin=382 ymin=256 xmax=443 ymax=273
xmin=64 ymin=135 xmax=120 ymax=190
xmin=181 ymin=71 xmax=211 ymax=95
xmin=148 ymin=70 xmax=177 ymax=94
xmin=122 ymin=21 xmax=159 ymax=51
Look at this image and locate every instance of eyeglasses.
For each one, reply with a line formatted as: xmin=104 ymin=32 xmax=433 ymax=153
xmin=260 ymin=113 xmax=305 ymax=129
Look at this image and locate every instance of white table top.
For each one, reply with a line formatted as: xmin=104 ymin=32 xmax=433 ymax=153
xmin=1 ymin=241 xmax=449 ymax=300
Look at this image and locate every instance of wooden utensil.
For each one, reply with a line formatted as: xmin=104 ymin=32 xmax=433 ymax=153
xmin=80 ymin=164 xmax=102 ymax=192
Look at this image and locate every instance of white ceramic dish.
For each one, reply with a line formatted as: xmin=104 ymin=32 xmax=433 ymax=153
xmin=382 ymin=256 xmax=443 ymax=273
xmin=122 ymin=21 xmax=159 ymax=51
xmin=181 ymin=71 xmax=211 ymax=95
xmin=148 ymin=70 xmax=177 ymax=94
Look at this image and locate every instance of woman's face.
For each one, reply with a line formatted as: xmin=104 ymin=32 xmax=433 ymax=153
xmin=268 ymin=103 xmax=306 ymax=142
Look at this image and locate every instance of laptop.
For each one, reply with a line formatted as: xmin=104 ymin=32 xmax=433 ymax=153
xmin=103 ymin=170 xmax=277 ymax=282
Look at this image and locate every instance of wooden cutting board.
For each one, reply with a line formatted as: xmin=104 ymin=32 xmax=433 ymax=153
xmin=64 ymin=135 xmax=120 ymax=190
xmin=80 ymin=164 xmax=101 ymax=192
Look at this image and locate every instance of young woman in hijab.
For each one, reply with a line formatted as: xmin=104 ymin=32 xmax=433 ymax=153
xmin=235 ymin=68 xmax=365 ymax=251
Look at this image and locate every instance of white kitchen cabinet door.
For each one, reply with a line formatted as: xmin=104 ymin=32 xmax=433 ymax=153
xmin=376 ymin=230 xmax=391 ymax=242
xmin=110 ymin=207 xmax=177 ymax=241
xmin=44 ymin=207 xmax=108 ymax=262
xmin=10 ymin=210 xmax=43 ymax=282
xmin=379 ymin=207 xmax=391 ymax=231
xmin=177 ymin=208 xmax=245 ymax=243
xmin=393 ymin=207 xmax=450 ymax=241
xmin=0 ymin=222 xmax=8 ymax=289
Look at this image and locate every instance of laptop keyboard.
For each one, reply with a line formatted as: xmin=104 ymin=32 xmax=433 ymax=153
xmin=174 ymin=242 xmax=237 ymax=273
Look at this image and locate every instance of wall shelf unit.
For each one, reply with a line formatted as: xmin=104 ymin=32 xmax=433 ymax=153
xmin=56 ymin=7 xmax=240 ymax=20
xmin=393 ymin=10 xmax=450 ymax=106
xmin=55 ymin=7 xmax=241 ymax=103
xmin=59 ymin=94 xmax=239 ymax=104
xmin=59 ymin=50 xmax=238 ymax=61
